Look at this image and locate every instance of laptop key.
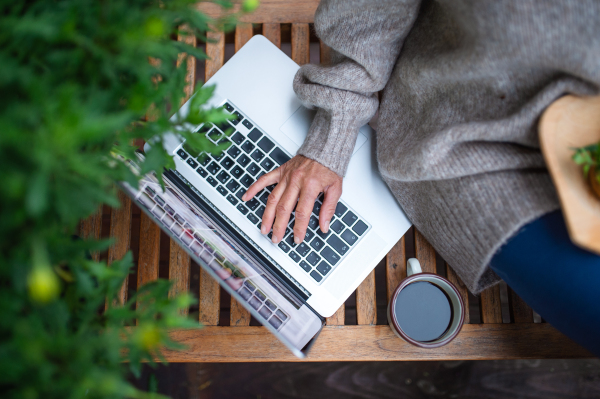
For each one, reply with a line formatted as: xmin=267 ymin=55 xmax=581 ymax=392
xmin=242 ymin=119 xmax=254 ymax=130
xmin=312 ymin=201 xmax=322 ymax=215
xmin=255 ymin=290 xmax=266 ymax=301
xmin=310 ymin=270 xmax=323 ymax=282
xmin=241 ymin=141 xmax=255 ymax=153
xmin=231 ymin=132 xmax=245 ymax=145
xmin=206 ymin=161 xmax=221 ymax=175
xmin=236 ymin=204 xmax=249 ymax=215
xmin=275 ymin=309 xmax=288 ymax=321
xmin=246 ymin=198 xmax=260 ymax=211
xmin=270 ymin=147 xmax=291 ymax=165
xmin=247 ymin=213 xmax=259 ymax=224
xmin=226 ymin=180 xmax=240 ymax=192
xmin=216 ymin=171 xmax=230 ymax=184
xmin=342 ymin=211 xmax=358 ymax=227
xmin=238 ymin=287 xmax=252 ymax=300
xmin=231 ymin=111 xmax=243 ymax=125
xmin=255 ymin=205 xmax=266 ymax=218
xmin=231 ymin=165 xmax=244 ymax=179
xmin=176 ymin=148 xmax=188 ymax=160
xmin=258 ymin=191 xmax=270 ymax=204
xmin=249 ymin=296 xmax=261 ymax=310
xmin=331 ymin=220 xmax=345 ymax=234
xmin=247 ymin=128 xmax=262 ymax=142
xmin=341 ymin=229 xmax=358 ymax=246
xmin=310 ymin=237 xmax=325 ymax=252
xmin=240 ymin=174 xmax=254 ymax=188
xmin=321 ymin=246 xmax=341 ymax=265
xmin=296 ymin=243 xmax=310 ymax=257
xmin=223 ymin=102 xmax=234 ymax=112
xmin=258 ymin=306 xmax=272 ymax=319
xmin=353 ymin=220 xmax=368 ymax=236
xmin=306 ymin=251 xmax=321 ymax=266
xmin=265 ymin=300 xmax=277 ymax=311
xmin=226 ymin=194 xmax=238 ymax=206
xmin=257 ymin=137 xmax=275 ymax=153
xmin=220 ymin=156 xmax=235 ymax=170
xmin=278 ymin=241 xmax=291 ymax=253
xmin=216 ymin=185 xmax=227 ymax=197
xmin=299 ymin=260 xmax=311 ymax=273
xmin=308 ymin=216 xmax=319 ymax=230
xmin=316 ymin=261 xmax=332 ymax=276
xmin=196 ymin=167 xmax=208 ymax=178
xmin=327 ymin=235 xmax=349 ymax=255
xmin=227 ymin=145 xmax=242 ymax=159
xmin=206 ymin=176 xmax=218 ymax=187
xmin=261 ymin=158 xmax=275 ymax=171
xmin=237 ymin=154 xmax=251 ymax=167
xmin=251 ymin=149 xmax=265 ymax=163
xmin=236 ymin=188 xmax=246 ymax=200
xmin=334 ymin=202 xmax=348 ymax=218
xmin=186 ymin=158 xmax=198 ymax=168
xmin=268 ymin=316 xmax=283 ymax=329
xmin=315 ymin=228 xmax=330 ymax=239
xmin=247 ymin=162 xmax=260 ymax=176
xmin=198 ymin=153 xmax=211 ymax=166
xmin=284 ymin=234 xmax=297 ymax=248
xmin=304 ymin=229 xmax=315 ymax=242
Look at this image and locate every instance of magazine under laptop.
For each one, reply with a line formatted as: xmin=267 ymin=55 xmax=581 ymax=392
xmin=119 ymin=154 xmax=324 ymax=359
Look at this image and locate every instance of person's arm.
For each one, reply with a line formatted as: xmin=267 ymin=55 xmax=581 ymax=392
xmin=244 ymin=0 xmax=421 ymax=244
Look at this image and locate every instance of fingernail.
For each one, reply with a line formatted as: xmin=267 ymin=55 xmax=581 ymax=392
xmin=323 ymin=220 xmax=330 ymax=233
xmin=241 ymin=194 xmax=247 ymax=201
xmin=272 ymin=235 xmax=279 ymax=244
xmin=294 ymin=236 xmax=301 ymax=245
xmin=261 ymin=225 xmax=267 ymax=234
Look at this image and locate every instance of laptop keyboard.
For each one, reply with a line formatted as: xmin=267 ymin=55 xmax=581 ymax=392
xmin=175 ymin=101 xmax=370 ymax=285
xmin=138 ymin=184 xmax=289 ymax=331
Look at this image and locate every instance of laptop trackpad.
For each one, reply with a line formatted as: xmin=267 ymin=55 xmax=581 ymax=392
xmin=280 ymin=106 xmax=367 ymax=155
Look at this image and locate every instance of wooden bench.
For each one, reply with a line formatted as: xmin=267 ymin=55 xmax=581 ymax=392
xmin=80 ymin=1 xmax=592 ymax=361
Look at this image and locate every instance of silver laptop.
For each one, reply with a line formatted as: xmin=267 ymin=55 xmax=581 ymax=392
xmin=130 ymin=35 xmax=411 ymax=357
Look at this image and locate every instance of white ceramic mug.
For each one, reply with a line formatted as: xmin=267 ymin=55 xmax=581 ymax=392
xmin=387 ymin=258 xmax=465 ymax=348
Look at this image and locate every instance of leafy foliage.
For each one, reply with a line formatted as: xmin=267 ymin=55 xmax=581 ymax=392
xmin=572 ymin=141 xmax=600 ymax=183
xmin=0 ymin=0 xmax=252 ymax=397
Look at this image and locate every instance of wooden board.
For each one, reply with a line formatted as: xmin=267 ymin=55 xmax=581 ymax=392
xmin=205 ymin=31 xmax=225 ymax=81
xmin=176 ymin=25 xmax=197 ymax=105
xmin=291 ymin=23 xmax=310 ymax=65
xmin=508 ymin=286 xmax=534 ymax=323
xmin=539 ymin=95 xmax=600 ymax=254
xmin=79 ymin=208 xmax=103 ymax=261
xmin=169 ymin=239 xmax=191 ymax=316
xmin=445 ymin=263 xmax=471 ymax=324
xmin=355 ymin=271 xmax=377 ymax=325
xmin=385 ymin=236 xmax=406 ymax=302
xmin=108 ymin=190 xmax=132 ymax=305
xmin=197 ymin=0 xmax=319 ymax=24
xmin=480 ymin=284 xmax=503 ymax=324
xmin=161 ymin=324 xmax=592 ymax=362
xmin=414 ymin=229 xmax=436 ymax=273
xmin=137 ymin=212 xmax=161 ymax=318
xmin=326 ymin=306 xmax=345 ymax=326
xmin=262 ymin=23 xmax=281 ymax=48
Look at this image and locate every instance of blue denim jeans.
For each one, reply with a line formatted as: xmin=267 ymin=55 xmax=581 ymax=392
xmin=490 ymin=210 xmax=600 ymax=357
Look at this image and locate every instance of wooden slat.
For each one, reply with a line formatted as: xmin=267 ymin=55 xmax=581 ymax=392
xmin=291 ymin=23 xmax=310 ymax=65
xmin=176 ymin=25 xmax=197 ymax=104
xmin=235 ymin=23 xmax=253 ymax=52
xmin=108 ymin=190 xmax=132 ymax=306
xmin=414 ymin=229 xmax=436 ymax=273
xmin=205 ymin=31 xmax=225 ymax=81
xmin=227 ymin=22 xmax=255 ymax=327
xmin=480 ymin=284 xmax=503 ymax=324
xmin=508 ymin=286 xmax=534 ymax=323
xmin=445 ymin=263 xmax=471 ymax=324
xmin=262 ymin=23 xmax=281 ymax=48
xmin=169 ymin=240 xmax=191 ymax=316
xmin=319 ymin=40 xmax=332 ymax=66
xmin=197 ymin=0 xmax=319 ymax=24
xmin=161 ymin=323 xmax=592 ymax=362
xmin=199 ymin=30 xmax=224 ymax=325
xmin=79 ymin=208 xmax=103 ymax=261
xmin=355 ymin=270 xmax=377 ymax=325
xmin=137 ymin=213 xmax=160 ymax=289
xmin=385 ymin=236 xmax=407 ymax=302
xmin=326 ymin=306 xmax=345 ymax=326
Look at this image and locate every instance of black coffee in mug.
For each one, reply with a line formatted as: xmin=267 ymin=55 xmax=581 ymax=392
xmin=393 ymin=281 xmax=452 ymax=342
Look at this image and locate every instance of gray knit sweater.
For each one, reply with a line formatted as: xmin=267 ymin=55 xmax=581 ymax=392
xmin=293 ymin=0 xmax=600 ymax=293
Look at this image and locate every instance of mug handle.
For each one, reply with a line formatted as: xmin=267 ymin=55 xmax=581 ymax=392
xmin=407 ymin=258 xmax=422 ymax=276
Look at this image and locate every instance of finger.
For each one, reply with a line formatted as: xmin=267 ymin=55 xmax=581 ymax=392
xmin=260 ymin=179 xmax=287 ymax=235
xmin=319 ymin=182 xmax=342 ymax=233
xmin=271 ymin=183 xmax=302 ymax=244
xmin=293 ymin=187 xmax=321 ymax=244
xmin=242 ymin=169 xmax=280 ymax=201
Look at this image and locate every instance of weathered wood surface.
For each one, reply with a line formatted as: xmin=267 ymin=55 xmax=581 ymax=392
xmin=262 ymin=23 xmax=281 ymax=48
xmin=291 ymin=23 xmax=310 ymax=65
xmin=205 ymin=31 xmax=225 ymax=81
xmin=355 ymin=271 xmax=377 ymax=325
xmin=169 ymin=240 xmax=191 ymax=316
xmin=162 ymin=324 xmax=592 ymax=362
xmin=108 ymin=190 xmax=131 ymax=305
xmin=508 ymin=286 xmax=534 ymax=323
xmin=326 ymin=306 xmax=345 ymax=326
xmin=480 ymin=284 xmax=503 ymax=324
xmin=137 ymin=212 xmax=160 ymax=316
xmin=414 ymin=229 xmax=436 ymax=274
xmin=79 ymin=208 xmax=103 ymax=261
xmin=445 ymin=263 xmax=471 ymax=324
xmin=176 ymin=25 xmax=197 ymax=104
xmin=197 ymin=0 xmax=319 ymax=24
xmin=234 ymin=23 xmax=253 ymax=52
xmin=385 ymin=236 xmax=406 ymax=302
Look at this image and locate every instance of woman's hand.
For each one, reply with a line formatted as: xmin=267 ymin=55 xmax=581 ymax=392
xmin=242 ymin=155 xmax=343 ymax=245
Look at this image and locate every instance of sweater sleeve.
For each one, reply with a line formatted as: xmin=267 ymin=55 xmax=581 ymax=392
xmin=294 ymin=0 xmax=422 ymax=176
